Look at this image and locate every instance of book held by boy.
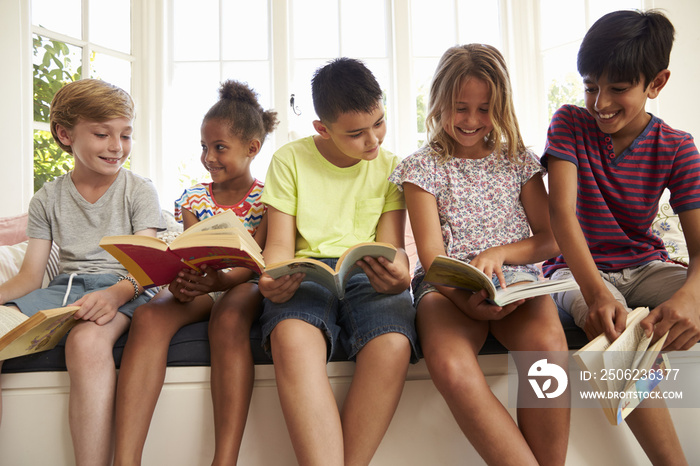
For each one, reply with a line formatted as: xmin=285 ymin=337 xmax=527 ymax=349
xmin=573 ymin=307 xmax=670 ymax=425
xmin=0 ymin=305 xmax=80 ymax=361
xmin=423 ymin=255 xmax=579 ymax=306
xmin=264 ymin=242 xmax=397 ymax=299
xmin=100 ymin=210 xmax=264 ymax=289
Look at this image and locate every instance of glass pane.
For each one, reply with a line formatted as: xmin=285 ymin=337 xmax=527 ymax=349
xmin=173 ymin=0 xmax=220 ymax=61
xmin=221 ymin=62 xmax=272 ymax=110
xmin=288 ymin=58 xmax=327 ymax=137
xmin=89 ymin=0 xmax=131 ymax=54
xmin=222 ymin=0 xmax=269 ymax=60
xmin=33 ymin=129 xmax=74 ymax=192
xmin=588 ymin=0 xmax=643 ymax=25
xmin=457 ymin=0 xmax=501 ymax=49
xmin=414 ymin=57 xmax=441 ymax=147
xmin=32 ymin=0 xmax=81 ymax=38
xmin=292 ymin=0 xmax=339 ymax=59
xmin=542 ymin=44 xmax=584 ymax=120
xmin=162 ymin=62 xmax=222 ymax=204
xmin=411 ymin=0 xmax=456 ymax=57
xmin=90 ymin=54 xmax=132 ymax=94
xmin=33 ymin=35 xmax=82 ymax=124
xmin=340 ymin=0 xmax=387 ymax=58
xmin=539 ymin=0 xmax=585 ymax=50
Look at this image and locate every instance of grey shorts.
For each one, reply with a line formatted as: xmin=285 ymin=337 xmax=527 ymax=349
xmin=550 ymin=261 xmax=688 ymax=328
xmin=9 ymin=273 xmax=154 ymax=319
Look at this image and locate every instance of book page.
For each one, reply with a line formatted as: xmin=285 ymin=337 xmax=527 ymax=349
xmin=494 ymin=277 xmax=579 ymax=306
xmin=0 ymin=306 xmax=28 ymax=338
xmin=265 ymin=259 xmax=340 ymax=296
xmin=603 ymin=308 xmax=651 ymax=392
xmin=178 ymin=211 xmax=261 ymax=254
xmin=424 ymin=256 xmax=496 ymax=299
xmin=336 ymin=242 xmax=397 ymax=289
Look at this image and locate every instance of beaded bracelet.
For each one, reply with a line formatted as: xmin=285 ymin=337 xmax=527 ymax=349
xmin=117 ymin=275 xmax=140 ymax=302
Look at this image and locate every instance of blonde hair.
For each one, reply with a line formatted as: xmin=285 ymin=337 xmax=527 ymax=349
xmin=49 ymin=79 xmax=135 ymax=153
xmin=426 ymin=44 xmax=525 ymax=163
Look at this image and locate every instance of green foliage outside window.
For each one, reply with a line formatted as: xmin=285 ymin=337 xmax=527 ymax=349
xmin=547 ymin=72 xmax=585 ymax=120
xmin=33 ymin=35 xmax=80 ymax=192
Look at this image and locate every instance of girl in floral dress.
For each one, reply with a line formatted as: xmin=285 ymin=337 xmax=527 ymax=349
xmin=390 ymin=44 xmax=570 ymax=466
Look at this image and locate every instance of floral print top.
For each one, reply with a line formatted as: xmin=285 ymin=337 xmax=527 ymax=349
xmin=390 ymin=144 xmax=545 ymax=279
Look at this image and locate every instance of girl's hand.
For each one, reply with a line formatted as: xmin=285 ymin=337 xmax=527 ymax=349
xmin=469 ymin=248 xmax=507 ymax=289
xmin=71 ymin=289 xmax=121 ymax=326
xmin=258 ymin=272 xmax=304 ymax=303
xmin=456 ymin=289 xmax=522 ymax=321
xmin=356 ymin=255 xmax=410 ymax=294
xmin=168 ymin=265 xmax=226 ymax=302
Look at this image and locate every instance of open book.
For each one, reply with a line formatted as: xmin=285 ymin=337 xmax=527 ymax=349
xmin=423 ymin=255 xmax=579 ymax=306
xmin=0 ymin=306 xmax=80 ymax=361
xmin=100 ymin=211 xmax=264 ymax=289
xmin=265 ymin=242 xmax=397 ymax=299
xmin=573 ymin=307 xmax=670 ymax=425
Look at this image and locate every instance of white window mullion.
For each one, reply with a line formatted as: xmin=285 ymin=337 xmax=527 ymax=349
xmin=392 ymin=0 xmax=415 ymax=159
xmin=271 ymin=0 xmax=291 ymax=148
xmin=0 ymin=0 xmax=33 ymax=217
xmin=130 ymin=0 xmax=166 ymax=184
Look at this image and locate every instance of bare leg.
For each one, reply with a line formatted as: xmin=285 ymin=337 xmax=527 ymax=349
xmin=626 ymin=395 xmax=687 ymax=465
xmin=270 ymin=319 xmax=344 ymax=466
xmin=341 ymin=332 xmax=410 ymax=466
xmin=417 ymin=292 xmax=539 ymax=466
xmin=65 ymin=313 xmax=131 ymax=466
xmin=113 ymin=290 xmax=212 ymax=466
xmin=209 ymin=283 xmax=261 ymax=466
xmin=491 ymin=295 xmax=570 ymax=466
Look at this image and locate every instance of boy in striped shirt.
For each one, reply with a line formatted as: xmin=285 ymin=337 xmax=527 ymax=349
xmin=543 ymin=10 xmax=699 ymax=464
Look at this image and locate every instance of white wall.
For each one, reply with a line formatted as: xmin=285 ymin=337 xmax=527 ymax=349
xmin=647 ymin=1 xmax=700 ymax=138
xmin=1 ymin=0 xmax=698 ymax=218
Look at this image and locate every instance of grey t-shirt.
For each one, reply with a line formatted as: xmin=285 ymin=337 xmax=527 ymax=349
xmin=27 ymin=169 xmax=165 ymax=276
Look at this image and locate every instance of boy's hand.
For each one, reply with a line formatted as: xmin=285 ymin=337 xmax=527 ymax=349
xmin=469 ymin=249 xmax=507 ymax=289
xmin=583 ymin=296 xmax=628 ymax=342
xmin=258 ymin=272 xmax=304 ymax=303
xmin=641 ymin=293 xmax=700 ymax=351
xmin=71 ymin=289 xmax=121 ymax=326
xmin=356 ymin=255 xmax=410 ymax=294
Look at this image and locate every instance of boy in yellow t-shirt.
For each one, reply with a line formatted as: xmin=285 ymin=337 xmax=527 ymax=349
xmin=258 ymin=58 xmax=418 ymax=465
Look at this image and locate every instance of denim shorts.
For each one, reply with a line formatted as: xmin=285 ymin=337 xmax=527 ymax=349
xmin=260 ymin=258 xmax=419 ymax=363
xmin=412 ymin=268 xmax=540 ymax=307
xmin=9 ymin=273 xmax=154 ymax=318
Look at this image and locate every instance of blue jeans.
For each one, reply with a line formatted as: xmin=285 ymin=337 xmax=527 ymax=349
xmin=260 ymin=259 xmax=419 ymax=362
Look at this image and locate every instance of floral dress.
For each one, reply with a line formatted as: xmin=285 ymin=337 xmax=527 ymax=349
xmin=389 ymin=144 xmax=545 ymax=280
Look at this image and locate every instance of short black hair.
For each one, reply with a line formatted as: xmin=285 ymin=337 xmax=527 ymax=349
xmin=311 ymin=57 xmax=383 ymax=123
xmin=577 ymin=9 xmax=675 ymax=87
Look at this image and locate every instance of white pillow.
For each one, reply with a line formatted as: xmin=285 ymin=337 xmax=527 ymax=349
xmin=0 ymin=241 xmax=61 ymax=288
xmin=653 ymin=189 xmax=689 ymax=265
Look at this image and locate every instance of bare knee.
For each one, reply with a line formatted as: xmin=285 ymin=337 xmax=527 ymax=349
xmin=523 ymin=326 xmax=568 ymax=353
xmin=360 ymin=332 xmax=411 ymax=366
xmin=426 ymin=351 xmax=485 ymax=397
xmin=65 ymin=325 xmax=117 ymax=371
xmin=209 ymin=306 xmax=254 ymax=345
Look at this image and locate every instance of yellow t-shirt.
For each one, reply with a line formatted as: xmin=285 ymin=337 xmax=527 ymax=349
xmin=261 ymin=136 xmax=405 ymax=258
